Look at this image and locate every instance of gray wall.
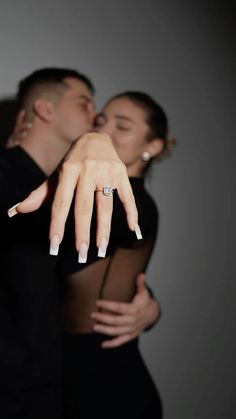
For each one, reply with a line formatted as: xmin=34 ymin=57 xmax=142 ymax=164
xmin=0 ymin=1 xmax=235 ymax=418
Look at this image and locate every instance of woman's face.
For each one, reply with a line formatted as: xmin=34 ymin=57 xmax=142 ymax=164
xmin=94 ymin=97 xmax=151 ymax=176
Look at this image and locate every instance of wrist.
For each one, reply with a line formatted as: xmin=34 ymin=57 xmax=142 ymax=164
xmin=144 ymin=299 xmax=161 ymax=332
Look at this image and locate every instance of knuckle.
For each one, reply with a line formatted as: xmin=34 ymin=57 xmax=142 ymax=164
xmin=60 ymin=160 xmax=78 ymax=176
xmin=114 ymin=160 xmax=126 ymax=174
xmin=52 ymin=198 xmax=68 ymax=210
xmin=96 ymin=161 xmax=111 ymax=178
xmin=76 ymin=197 xmax=92 ymax=213
xmin=84 ymin=157 xmax=97 ymax=170
xmin=98 ymin=205 xmax=112 ymax=219
xmin=132 ymin=307 xmax=139 ymax=317
xmin=124 ymin=189 xmax=136 ymax=205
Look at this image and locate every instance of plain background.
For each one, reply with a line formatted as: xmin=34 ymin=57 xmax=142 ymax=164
xmin=0 ymin=1 xmax=235 ymax=418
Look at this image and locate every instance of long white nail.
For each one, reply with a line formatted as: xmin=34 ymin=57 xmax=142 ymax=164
xmin=78 ymin=242 xmax=88 ymax=263
xmin=134 ymin=224 xmax=143 ymax=240
xmin=98 ymin=237 xmax=108 ymax=258
xmin=7 ymin=202 xmax=21 ymax=218
xmin=49 ymin=234 xmax=60 ymax=256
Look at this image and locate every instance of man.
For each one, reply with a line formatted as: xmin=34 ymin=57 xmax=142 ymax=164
xmin=0 ymin=68 xmax=160 ymax=418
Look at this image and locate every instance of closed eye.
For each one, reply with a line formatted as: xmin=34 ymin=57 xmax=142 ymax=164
xmin=117 ymin=125 xmax=131 ymax=131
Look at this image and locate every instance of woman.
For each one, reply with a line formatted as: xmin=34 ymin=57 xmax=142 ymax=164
xmin=60 ymin=92 xmax=173 ymax=418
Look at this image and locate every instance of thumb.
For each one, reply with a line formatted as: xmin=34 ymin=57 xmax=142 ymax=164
xmin=8 ymin=180 xmax=49 ymax=217
xmin=135 ymin=273 xmax=146 ymax=294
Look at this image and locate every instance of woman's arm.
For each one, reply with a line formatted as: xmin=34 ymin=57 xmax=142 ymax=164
xmin=7 ymin=133 xmax=140 ymax=257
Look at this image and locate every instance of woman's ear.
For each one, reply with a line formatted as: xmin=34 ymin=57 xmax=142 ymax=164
xmin=145 ymin=138 xmax=164 ymax=158
xmin=33 ymin=98 xmax=53 ymax=122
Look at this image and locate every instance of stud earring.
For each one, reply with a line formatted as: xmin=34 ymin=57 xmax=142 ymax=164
xmin=141 ymin=151 xmax=151 ymax=162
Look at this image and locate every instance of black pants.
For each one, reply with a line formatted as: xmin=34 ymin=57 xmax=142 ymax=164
xmin=63 ymin=333 xmax=163 ymax=419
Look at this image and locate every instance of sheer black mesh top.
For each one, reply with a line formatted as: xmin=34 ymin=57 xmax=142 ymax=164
xmin=59 ymin=177 xmax=159 ymax=334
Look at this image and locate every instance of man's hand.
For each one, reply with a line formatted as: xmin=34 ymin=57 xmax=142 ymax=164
xmin=91 ymin=273 xmax=161 ymax=348
xmin=5 ymin=110 xmax=32 ymax=149
xmin=7 ymin=133 xmax=139 ymax=260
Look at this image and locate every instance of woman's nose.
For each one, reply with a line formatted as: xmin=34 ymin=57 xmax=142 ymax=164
xmin=98 ymin=122 xmax=112 ymax=135
xmin=88 ymin=108 xmax=96 ymax=125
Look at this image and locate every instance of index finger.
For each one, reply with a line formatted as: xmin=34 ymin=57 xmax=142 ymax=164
xmin=96 ymin=300 xmax=138 ymax=316
xmin=49 ymin=164 xmax=79 ymax=242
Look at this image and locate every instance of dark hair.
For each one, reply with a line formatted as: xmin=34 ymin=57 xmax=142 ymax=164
xmin=110 ymin=91 xmax=169 ymax=156
xmin=17 ymin=67 xmax=95 ymax=118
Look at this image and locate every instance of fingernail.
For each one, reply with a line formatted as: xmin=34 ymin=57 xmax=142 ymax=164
xmin=98 ymin=237 xmax=108 ymax=258
xmin=78 ymin=242 xmax=88 ymax=263
xmin=26 ymin=123 xmax=32 ymax=128
xmin=49 ymin=234 xmax=60 ymax=256
xmin=134 ymin=224 xmax=142 ymax=240
xmin=7 ymin=202 xmax=21 ymax=218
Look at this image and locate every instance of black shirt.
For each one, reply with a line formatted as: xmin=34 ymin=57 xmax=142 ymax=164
xmin=0 ymin=147 xmax=61 ymax=419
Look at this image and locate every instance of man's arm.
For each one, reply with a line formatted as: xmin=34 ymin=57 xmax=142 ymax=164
xmin=91 ymin=273 xmax=161 ymax=348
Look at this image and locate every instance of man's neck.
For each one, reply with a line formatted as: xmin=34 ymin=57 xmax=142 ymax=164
xmin=20 ymin=126 xmax=71 ymax=176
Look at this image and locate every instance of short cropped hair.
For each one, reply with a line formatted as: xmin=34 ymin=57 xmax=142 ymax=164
xmin=17 ymin=67 xmax=95 ymax=120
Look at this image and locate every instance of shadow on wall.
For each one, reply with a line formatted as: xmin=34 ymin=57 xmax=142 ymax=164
xmin=0 ymin=97 xmax=18 ymax=149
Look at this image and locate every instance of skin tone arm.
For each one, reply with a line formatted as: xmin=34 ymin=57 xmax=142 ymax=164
xmin=91 ymin=273 xmax=161 ymax=348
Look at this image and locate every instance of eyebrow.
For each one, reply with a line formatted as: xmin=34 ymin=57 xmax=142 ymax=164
xmin=114 ymin=115 xmax=134 ymax=123
xmin=76 ymin=94 xmax=93 ymax=103
xmin=97 ymin=113 xmax=134 ymax=124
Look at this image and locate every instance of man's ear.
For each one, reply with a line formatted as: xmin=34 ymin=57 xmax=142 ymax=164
xmin=33 ymin=98 xmax=53 ymax=122
xmin=145 ymin=138 xmax=164 ymax=158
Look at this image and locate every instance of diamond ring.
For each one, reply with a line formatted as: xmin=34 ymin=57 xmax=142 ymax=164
xmin=96 ymin=185 xmax=114 ymax=197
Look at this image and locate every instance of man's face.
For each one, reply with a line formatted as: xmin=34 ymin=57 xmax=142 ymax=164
xmin=52 ymin=77 xmax=96 ymax=143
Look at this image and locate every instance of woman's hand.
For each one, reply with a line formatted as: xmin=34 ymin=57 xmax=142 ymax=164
xmin=8 ymin=133 xmax=139 ymax=260
xmin=91 ymin=273 xmax=161 ymax=348
xmin=5 ymin=110 xmax=32 ymax=149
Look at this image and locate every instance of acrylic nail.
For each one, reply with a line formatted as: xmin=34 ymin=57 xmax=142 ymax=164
xmin=49 ymin=234 xmax=60 ymax=256
xmin=134 ymin=224 xmax=143 ymax=240
xmin=98 ymin=237 xmax=108 ymax=258
xmin=7 ymin=202 xmax=21 ymax=218
xmin=78 ymin=242 xmax=88 ymax=263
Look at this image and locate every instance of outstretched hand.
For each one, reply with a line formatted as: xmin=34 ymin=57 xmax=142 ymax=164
xmin=91 ymin=273 xmax=161 ymax=348
xmin=7 ymin=133 xmax=140 ymax=260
